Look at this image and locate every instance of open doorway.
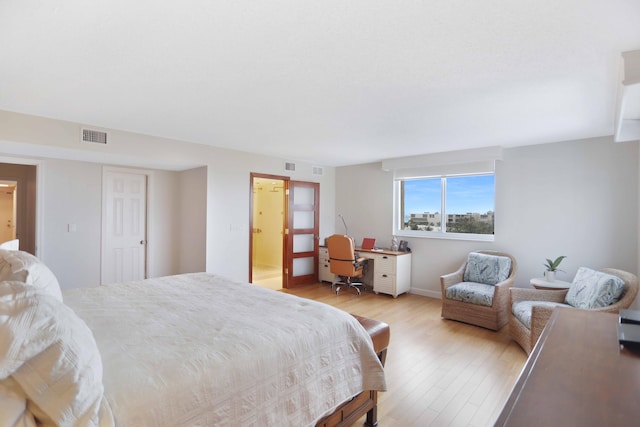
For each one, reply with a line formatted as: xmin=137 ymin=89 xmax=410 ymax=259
xmin=250 ymin=174 xmax=287 ymax=290
xmin=0 ymin=163 xmax=37 ymax=254
xmin=249 ymin=174 xmax=320 ymax=290
xmin=0 ymin=181 xmax=17 ymax=243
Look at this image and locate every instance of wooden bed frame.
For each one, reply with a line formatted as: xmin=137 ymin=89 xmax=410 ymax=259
xmin=316 ymin=314 xmax=390 ymax=427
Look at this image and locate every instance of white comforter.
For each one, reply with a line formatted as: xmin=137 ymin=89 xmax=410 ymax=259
xmin=63 ymin=273 xmax=386 ymax=427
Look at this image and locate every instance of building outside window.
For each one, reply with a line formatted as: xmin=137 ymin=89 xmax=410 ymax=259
xmin=395 ymin=173 xmax=495 ymax=241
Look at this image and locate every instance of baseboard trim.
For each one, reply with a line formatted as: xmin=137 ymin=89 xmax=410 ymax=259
xmin=409 ymin=288 xmax=441 ymax=299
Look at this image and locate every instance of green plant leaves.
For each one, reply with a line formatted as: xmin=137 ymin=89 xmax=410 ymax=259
xmin=544 ymin=255 xmax=566 ymax=271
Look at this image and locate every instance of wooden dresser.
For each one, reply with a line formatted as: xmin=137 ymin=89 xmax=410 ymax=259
xmin=496 ymin=308 xmax=640 ymax=426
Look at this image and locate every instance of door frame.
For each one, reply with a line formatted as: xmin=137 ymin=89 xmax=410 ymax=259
xmin=0 ymin=181 xmax=17 ymax=243
xmin=249 ymin=174 xmax=321 ymax=289
xmin=249 ymin=172 xmax=289 ymax=286
xmin=0 ymin=156 xmax=43 ymax=256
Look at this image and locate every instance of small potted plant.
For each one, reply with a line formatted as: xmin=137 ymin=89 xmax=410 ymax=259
xmin=544 ymin=256 xmax=566 ymax=282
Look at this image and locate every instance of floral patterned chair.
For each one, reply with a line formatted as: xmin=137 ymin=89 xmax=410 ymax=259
xmin=440 ymin=251 xmax=518 ymax=331
xmin=509 ymin=267 xmax=638 ymax=354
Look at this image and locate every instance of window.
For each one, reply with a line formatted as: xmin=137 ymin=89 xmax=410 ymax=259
xmin=395 ymin=173 xmax=495 ymax=240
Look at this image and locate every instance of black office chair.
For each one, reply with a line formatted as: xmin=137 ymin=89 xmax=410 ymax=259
xmin=326 ymin=234 xmax=368 ymax=295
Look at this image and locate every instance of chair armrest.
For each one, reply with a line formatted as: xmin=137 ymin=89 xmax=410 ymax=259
xmin=530 ymin=304 xmax=561 ymax=346
xmin=492 ymin=277 xmax=516 ymax=307
xmin=510 ymin=288 xmax=568 ymax=304
xmin=354 ymin=257 xmax=368 ymax=269
xmin=440 ymin=263 xmax=466 ymax=290
xmin=494 ymin=275 xmax=516 ymax=290
xmin=493 ymin=279 xmax=513 ymax=311
xmin=582 ymin=301 xmax=626 ymax=314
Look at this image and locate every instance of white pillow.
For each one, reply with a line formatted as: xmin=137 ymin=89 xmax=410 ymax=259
xmin=565 ymin=267 xmax=625 ymax=309
xmin=0 ymin=239 xmax=19 ymax=250
xmin=463 ymin=252 xmax=512 ymax=285
xmin=0 ymin=281 xmax=104 ymax=427
xmin=0 ymin=249 xmax=63 ymax=302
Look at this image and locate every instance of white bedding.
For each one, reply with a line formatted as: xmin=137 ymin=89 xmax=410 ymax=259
xmin=62 ymin=273 xmax=386 ymax=427
xmin=0 ymin=282 xmax=105 ymax=427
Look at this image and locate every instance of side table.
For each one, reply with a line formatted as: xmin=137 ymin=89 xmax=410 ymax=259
xmin=530 ymin=277 xmax=571 ymax=290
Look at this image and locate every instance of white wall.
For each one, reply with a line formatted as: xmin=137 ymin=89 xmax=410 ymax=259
xmin=0 ymin=110 xmax=336 ymax=286
xmin=36 ymin=160 xmax=184 ymax=288
xmin=336 ymin=137 xmax=639 ymax=306
xmin=203 ymin=148 xmax=335 ymax=281
xmin=178 ymin=166 xmax=207 ymax=274
xmin=40 ymin=159 xmax=102 ymax=288
xmin=7 ymin=108 xmax=633 ymax=302
xmin=146 ymin=167 xmax=182 ymax=278
xmin=497 ymin=137 xmax=637 ymax=289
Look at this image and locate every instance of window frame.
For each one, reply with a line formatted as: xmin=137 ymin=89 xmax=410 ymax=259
xmin=393 ymin=172 xmax=496 ymax=242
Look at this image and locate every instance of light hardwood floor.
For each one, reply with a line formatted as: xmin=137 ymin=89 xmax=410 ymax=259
xmin=281 ymin=283 xmax=527 ymax=427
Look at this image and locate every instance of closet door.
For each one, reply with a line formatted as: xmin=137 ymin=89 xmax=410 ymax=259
xmin=102 ymin=170 xmax=147 ymax=285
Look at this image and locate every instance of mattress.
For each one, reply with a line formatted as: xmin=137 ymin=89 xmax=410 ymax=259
xmin=63 ymin=273 xmax=386 ymax=427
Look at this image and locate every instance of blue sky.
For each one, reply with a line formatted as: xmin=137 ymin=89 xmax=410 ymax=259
xmin=404 ymin=175 xmax=495 ymax=215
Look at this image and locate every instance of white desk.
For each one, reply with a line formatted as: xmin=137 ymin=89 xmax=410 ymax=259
xmin=318 ymin=246 xmax=333 ymax=283
xmin=318 ymin=246 xmax=412 ymax=298
xmin=358 ymin=248 xmax=411 ymax=298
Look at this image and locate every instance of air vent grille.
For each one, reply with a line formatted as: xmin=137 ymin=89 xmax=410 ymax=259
xmin=312 ymin=166 xmax=324 ymax=176
xmin=285 ymin=162 xmax=296 ymax=171
xmin=81 ymin=128 xmax=108 ymax=144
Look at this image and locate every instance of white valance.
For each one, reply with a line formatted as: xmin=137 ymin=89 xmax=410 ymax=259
xmin=392 ymin=160 xmax=495 ymax=180
xmin=381 ymin=146 xmax=502 ymax=179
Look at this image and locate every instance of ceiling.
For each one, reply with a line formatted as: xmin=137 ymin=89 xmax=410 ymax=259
xmin=1 ymin=1 xmax=639 ymax=167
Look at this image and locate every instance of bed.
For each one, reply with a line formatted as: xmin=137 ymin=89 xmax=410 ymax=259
xmin=0 ymin=249 xmax=388 ymax=427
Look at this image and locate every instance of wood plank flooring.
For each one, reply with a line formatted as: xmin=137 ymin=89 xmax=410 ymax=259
xmin=281 ymin=283 xmax=527 ymax=427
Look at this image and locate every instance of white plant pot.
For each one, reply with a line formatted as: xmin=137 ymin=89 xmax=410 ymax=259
xmin=544 ymin=270 xmax=556 ymax=282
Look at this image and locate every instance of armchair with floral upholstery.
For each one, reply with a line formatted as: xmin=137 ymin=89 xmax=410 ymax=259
xmin=509 ymin=267 xmax=639 ymax=354
xmin=440 ymin=251 xmax=518 ymax=331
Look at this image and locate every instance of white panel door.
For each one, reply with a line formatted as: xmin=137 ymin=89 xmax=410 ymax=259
xmin=102 ymin=171 xmax=147 ymax=285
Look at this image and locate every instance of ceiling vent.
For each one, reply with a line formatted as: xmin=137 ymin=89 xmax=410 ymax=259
xmin=81 ymin=128 xmax=108 ymax=145
xmin=312 ymin=166 xmax=324 ymax=176
xmin=284 ymin=162 xmax=296 ymax=171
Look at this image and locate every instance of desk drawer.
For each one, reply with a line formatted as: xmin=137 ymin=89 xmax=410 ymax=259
xmin=318 ymin=247 xmax=336 ymax=283
xmin=374 ymin=255 xmax=395 ymax=274
xmin=374 ymin=273 xmax=395 ymax=294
